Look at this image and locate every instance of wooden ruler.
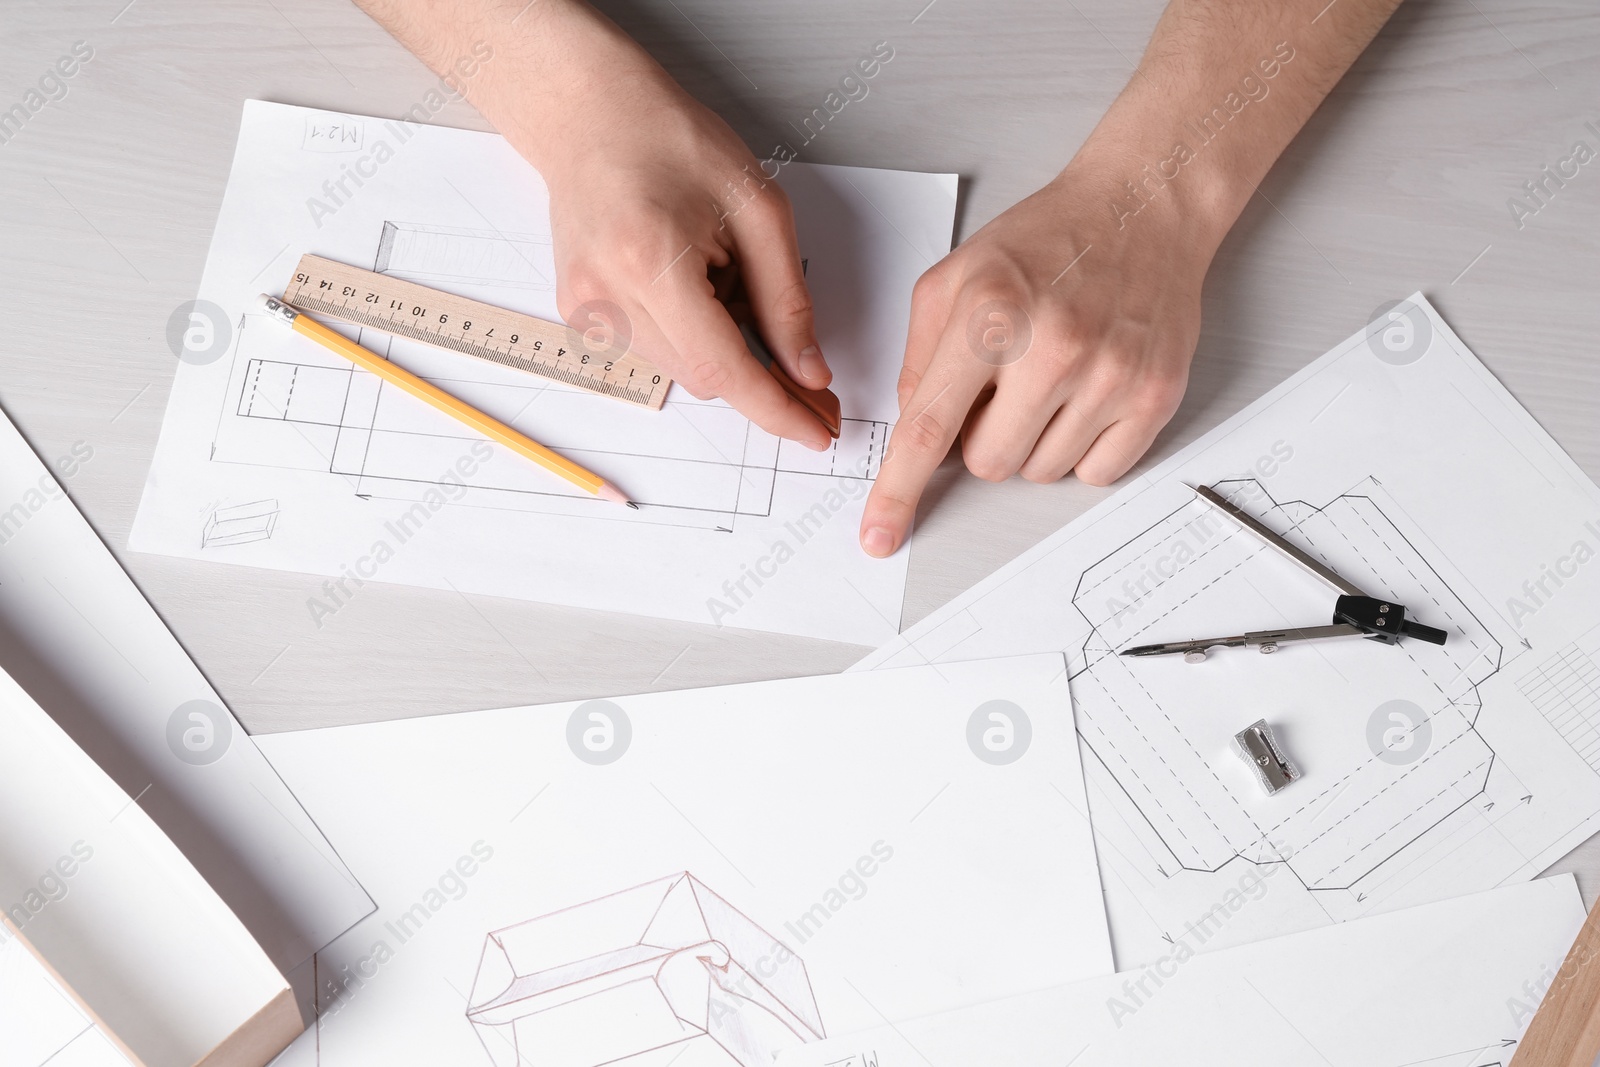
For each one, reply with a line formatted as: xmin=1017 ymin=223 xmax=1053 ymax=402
xmin=281 ymin=254 xmax=670 ymax=409
xmin=1510 ymin=893 xmax=1600 ymax=1066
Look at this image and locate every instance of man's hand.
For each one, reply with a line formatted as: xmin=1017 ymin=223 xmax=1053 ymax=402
xmin=353 ymin=0 xmax=836 ymax=450
xmin=858 ymin=167 xmax=1203 ymax=557
xmin=859 ymin=0 xmax=1405 ymax=557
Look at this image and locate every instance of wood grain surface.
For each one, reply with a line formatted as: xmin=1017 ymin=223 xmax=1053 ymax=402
xmin=1512 ymin=893 xmax=1600 ymax=1065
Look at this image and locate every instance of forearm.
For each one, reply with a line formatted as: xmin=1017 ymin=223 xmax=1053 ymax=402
xmin=349 ymin=0 xmax=680 ymax=182
xmin=1063 ymin=0 xmax=1404 ymax=259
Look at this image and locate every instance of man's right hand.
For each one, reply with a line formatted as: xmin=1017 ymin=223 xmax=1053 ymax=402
xmin=355 ymin=0 xmax=837 ymax=450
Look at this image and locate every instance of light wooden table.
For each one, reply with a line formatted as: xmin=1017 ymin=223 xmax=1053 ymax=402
xmin=1 ymin=0 xmax=1597 ymax=896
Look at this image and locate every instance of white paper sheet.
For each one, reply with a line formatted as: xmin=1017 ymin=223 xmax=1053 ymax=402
xmin=255 ymin=656 xmax=1111 ymax=1067
xmin=777 ymin=874 xmax=1586 ymax=1066
xmin=0 ymin=403 xmax=371 ymax=971
xmin=0 ymin=665 xmax=289 ymax=1067
xmin=859 ymin=294 xmax=1600 ymax=971
xmin=129 ymin=100 xmax=957 ymax=644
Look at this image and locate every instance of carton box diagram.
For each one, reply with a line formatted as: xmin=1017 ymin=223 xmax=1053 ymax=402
xmin=466 ymin=873 xmax=825 ymax=1067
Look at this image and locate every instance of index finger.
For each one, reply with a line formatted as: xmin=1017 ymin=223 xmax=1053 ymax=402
xmin=860 ymin=333 xmax=990 ymax=556
xmin=647 ymin=259 xmax=835 ymax=450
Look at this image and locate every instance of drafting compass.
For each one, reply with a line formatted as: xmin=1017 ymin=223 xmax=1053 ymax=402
xmin=1120 ymin=485 xmax=1450 ymax=662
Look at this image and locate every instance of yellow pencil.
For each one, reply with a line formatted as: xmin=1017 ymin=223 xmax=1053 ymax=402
xmin=255 ymin=294 xmax=635 ymax=508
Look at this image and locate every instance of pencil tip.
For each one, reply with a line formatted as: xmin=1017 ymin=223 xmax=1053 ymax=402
xmin=596 ymin=482 xmax=635 ymax=508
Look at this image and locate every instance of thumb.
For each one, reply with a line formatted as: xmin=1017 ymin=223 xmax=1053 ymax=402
xmin=729 ymin=190 xmax=832 ymax=389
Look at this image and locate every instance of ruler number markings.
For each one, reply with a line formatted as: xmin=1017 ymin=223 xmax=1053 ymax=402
xmin=283 ymin=256 xmax=669 ymax=409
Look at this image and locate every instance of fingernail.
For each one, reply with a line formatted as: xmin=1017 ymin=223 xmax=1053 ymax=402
xmin=798 ymin=344 xmax=828 ymax=382
xmin=862 ymin=526 xmax=896 ymax=557
xmin=806 ymin=433 xmax=830 ymax=452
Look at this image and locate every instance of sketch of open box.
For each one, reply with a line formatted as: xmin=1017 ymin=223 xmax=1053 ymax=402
xmin=466 ymin=873 xmax=825 ymax=1067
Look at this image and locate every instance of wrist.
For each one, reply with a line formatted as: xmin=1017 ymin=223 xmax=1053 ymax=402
xmin=1044 ymin=141 xmax=1230 ymax=271
xmin=466 ymin=1 xmax=679 ymax=183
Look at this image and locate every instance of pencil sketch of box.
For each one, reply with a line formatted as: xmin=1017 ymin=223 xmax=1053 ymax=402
xmin=201 ymin=498 xmax=279 ymax=547
xmin=465 ymin=872 xmax=825 ymax=1067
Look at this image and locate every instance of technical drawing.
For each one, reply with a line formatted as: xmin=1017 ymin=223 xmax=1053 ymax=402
xmin=465 ymin=873 xmax=824 ymax=1067
xmin=1518 ymin=631 xmax=1600 ymax=776
xmin=376 ymin=221 xmax=555 ymax=291
xmin=201 ymin=499 xmax=280 ymax=547
xmin=1069 ymin=479 xmax=1503 ymax=896
xmin=205 ymin=218 xmax=885 ymax=533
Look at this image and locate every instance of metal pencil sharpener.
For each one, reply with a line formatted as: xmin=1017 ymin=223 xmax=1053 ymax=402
xmin=1234 ymin=720 xmax=1299 ymax=795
